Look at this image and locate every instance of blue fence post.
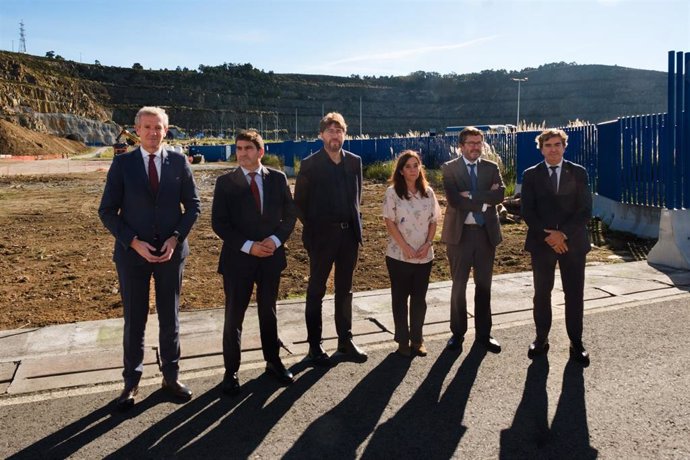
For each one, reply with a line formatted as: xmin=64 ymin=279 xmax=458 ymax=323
xmin=684 ymin=53 xmax=690 ymax=209
xmin=665 ymin=51 xmax=677 ymax=209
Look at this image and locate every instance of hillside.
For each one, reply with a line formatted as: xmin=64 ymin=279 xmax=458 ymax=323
xmin=0 ymin=50 xmax=668 ymax=144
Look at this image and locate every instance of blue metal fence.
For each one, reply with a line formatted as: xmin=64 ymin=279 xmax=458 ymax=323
xmin=229 ymin=52 xmax=687 ymax=210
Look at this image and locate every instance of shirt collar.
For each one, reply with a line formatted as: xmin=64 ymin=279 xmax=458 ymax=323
xmin=240 ymin=164 xmax=265 ymax=177
xmin=140 ymin=146 xmax=164 ymax=158
xmin=463 ymin=157 xmax=481 ymax=167
xmin=545 ymin=160 xmax=564 ymax=169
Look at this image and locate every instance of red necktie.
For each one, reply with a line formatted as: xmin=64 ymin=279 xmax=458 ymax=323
xmin=248 ymin=172 xmax=261 ymax=212
xmin=148 ymin=154 xmax=159 ymax=195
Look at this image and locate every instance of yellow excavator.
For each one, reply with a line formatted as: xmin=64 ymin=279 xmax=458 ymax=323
xmin=113 ymin=128 xmax=139 ymax=155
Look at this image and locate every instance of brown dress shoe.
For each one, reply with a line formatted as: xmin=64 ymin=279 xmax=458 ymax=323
xmin=411 ymin=342 xmax=428 ymax=357
xmin=396 ymin=342 xmax=411 ymax=357
xmin=116 ymin=385 xmax=138 ymax=411
xmin=162 ymin=378 xmax=193 ymax=401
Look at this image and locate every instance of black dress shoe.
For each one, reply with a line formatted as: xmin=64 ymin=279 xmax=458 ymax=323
xmin=569 ymin=343 xmax=591 ymax=367
xmin=527 ymin=339 xmax=550 ymax=359
xmin=479 ymin=336 xmax=502 ymax=354
xmin=116 ymin=385 xmax=138 ymax=411
xmin=337 ymin=339 xmax=368 ymax=362
xmin=307 ymin=346 xmax=331 ymax=367
xmin=266 ymin=361 xmax=295 ymax=385
xmin=161 ymin=378 xmax=193 ymax=401
xmin=445 ymin=335 xmax=463 ymax=351
xmin=222 ymin=372 xmax=241 ymax=396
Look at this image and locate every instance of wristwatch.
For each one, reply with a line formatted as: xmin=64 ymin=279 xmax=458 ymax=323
xmin=173 ymin=231 xmax=182 ymax=243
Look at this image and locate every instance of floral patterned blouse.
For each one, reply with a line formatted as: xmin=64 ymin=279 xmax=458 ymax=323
xmin=382 ymin=185 xmax=441 ymax=264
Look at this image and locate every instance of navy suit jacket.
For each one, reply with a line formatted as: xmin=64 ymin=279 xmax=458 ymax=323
xmin=294 ymin=148 xmax=363 ymax=249
xmin=211 ymin=166 xmax=296 ymax=276
xmin=98 ymin=148 xmax=201 ymax=265
xmin=521 ymin=159 xmax=592 ymax=254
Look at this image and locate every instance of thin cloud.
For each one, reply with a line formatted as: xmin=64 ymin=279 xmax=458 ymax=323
xmin=320 ymin=36 xmax=500 ymax=68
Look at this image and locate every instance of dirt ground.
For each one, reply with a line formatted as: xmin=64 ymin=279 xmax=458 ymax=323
xmin=0 ymin=120 xmax=89 ymax=158
xmin=0 ymin=167 xmax=656 ymax=331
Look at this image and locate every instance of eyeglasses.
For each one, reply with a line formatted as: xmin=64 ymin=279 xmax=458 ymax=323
xmin=324 ymin=128 xmax=345 ymax=135
xmin=462 ymin=141 xmax=483 ymax=147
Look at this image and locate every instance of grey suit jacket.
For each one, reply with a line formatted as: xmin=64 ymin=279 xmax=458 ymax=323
xmin=440 ymin=156 xmax=505 ymax=247
xmin=98 ymin=148 xmax=201 ymax=265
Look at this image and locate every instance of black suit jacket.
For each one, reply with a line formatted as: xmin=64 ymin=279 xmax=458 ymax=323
xmin=521 ymin=160 xmax=592 ymax=254
xmin=98 ymin=148 xmax=201 ymax=265
xmin=294 ymin=148 xmax=363 ymax=248
xmin=212 ymin=166 xmax=296 ymax=276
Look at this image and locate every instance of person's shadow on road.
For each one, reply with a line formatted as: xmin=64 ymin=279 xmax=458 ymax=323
xmin=7 ymin=389 xmax=174 ymax=459
xmin=282 ymin=353 xmax=412 ymax=459
xmin=499 ymin=358 xmax=598 ymax=459
xmin=106 ymin=361 xmax=327 ymax=458
xmin=361 ymin=342 xmax=486 ymax=459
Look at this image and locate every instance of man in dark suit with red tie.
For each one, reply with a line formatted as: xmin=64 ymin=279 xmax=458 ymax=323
xmin=99 ymin=106 xmax=201 ymax=410
xmin=212 ymin=130 xmax=297 ymax=395
xmin=521 ymin=128 xmax=592 ymax=366
xmin=441 ymin=127 xmax=505 ymax=354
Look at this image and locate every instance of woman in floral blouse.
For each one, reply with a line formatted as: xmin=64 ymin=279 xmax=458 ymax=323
xmin=382 ymin=150 xmax=441 ymax=357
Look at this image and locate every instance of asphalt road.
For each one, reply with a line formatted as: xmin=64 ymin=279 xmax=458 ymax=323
xmin=1 ymin=296 xmax=689 ymax=459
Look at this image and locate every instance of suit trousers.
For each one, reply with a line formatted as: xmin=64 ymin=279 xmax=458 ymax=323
xmin=222 ymin=265 xmax=281 ymax=373
xmin=305 ymin=224 xmax=359 ymax=347
xmin=530 ymin=246 xmax=586 ymax=344
xmin=446 ymin=225 xmax=496 ymax=340
xmin=385 ymin=256 xmax=433 ymax=345
xmin=116 ymin=258 xmax=184 ymax=387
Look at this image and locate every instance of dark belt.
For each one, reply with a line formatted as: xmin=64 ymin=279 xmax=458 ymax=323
xmin=330 ymin=222 xmax=350 ymax=229
xmin=463 ymin=223 xmax=483 ymax=228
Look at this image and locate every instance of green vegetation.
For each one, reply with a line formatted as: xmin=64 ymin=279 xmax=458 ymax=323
xmin=261 ymin=153 xmax=283 ymax=169
xmin=97 ymin=147 xmax=114 ymax=159
xmin=364 ymin=161 xmax=394 ymax=183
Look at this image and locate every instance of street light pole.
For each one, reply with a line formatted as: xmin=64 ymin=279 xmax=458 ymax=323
xmin=511 ymin=77 xmax=528 ymax=130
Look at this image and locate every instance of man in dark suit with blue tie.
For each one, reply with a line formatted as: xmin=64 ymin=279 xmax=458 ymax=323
xmin=441 ymin=127 xmax=505 ymax=354
xmin=212 ymin=130 xmax=297 ymax=395
xmin=99 ymin=106 xmax=201 ymax=410
xmin=521 ymin=128 xmax=592 ymax=366
xmin=294 ymin=112 xmax=368 ymax=366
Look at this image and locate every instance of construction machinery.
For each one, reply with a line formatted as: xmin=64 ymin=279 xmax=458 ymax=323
xmin=113 ymin=128 xmax=139 ymax=155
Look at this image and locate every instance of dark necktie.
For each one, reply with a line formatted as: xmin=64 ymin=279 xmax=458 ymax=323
xmin=468 ymin=163 xmax=485 ymax=226
xmin=248 ymin=172 xmax=261 ymax=212
xmin=148 ymin=154 xmax=159 ymax=195
xmin=549 ymin=165 xmax=559 ymax=193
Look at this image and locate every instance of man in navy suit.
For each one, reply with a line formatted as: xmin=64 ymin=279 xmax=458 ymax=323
xmin=294 ymin=112 xmax=368 ymax=366
xmin=212 ymin=130 xmax=297 ymax=395
xmin=99 ymin=106 xmax=201 ymax=409
xmin=521 ymin=128 xmax=592 ymax=366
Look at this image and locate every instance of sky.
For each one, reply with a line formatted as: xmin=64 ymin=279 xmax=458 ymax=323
xmin=0 ymin=0 xmax=688 ymax=77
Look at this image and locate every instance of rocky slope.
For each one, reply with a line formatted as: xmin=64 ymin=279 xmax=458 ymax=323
xmin=0 ymin=51 xmax=668 ymax=144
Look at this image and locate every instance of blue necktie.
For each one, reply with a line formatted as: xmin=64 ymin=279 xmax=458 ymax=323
xmin=549 ymin=166 xmax=559 ymax=193
xmin=469 ymin=163 xmax=485 ymax=226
